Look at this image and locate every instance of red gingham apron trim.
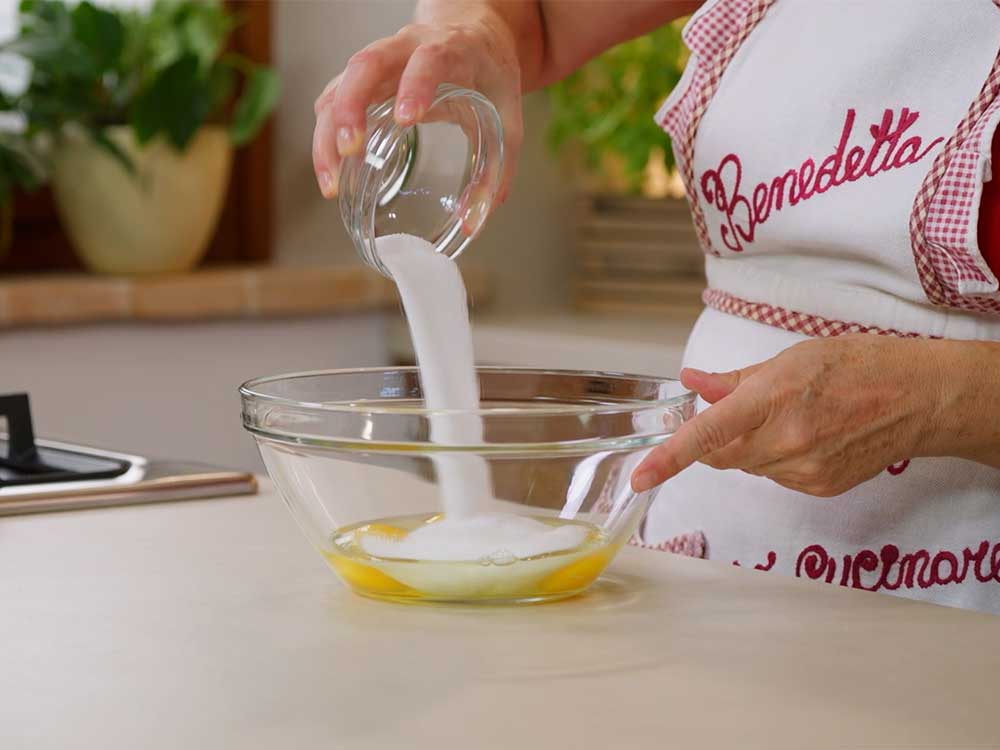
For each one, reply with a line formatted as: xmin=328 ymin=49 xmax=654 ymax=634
xmin=663 ymin=0 xmax=778 ymax=257
xmin=703 ymin=288 xmax=933 ymax=339
xmin=909 ymin=25 xmax=1000 ymax=315
xmin=684 ymin=0 xmax=757 ymax=62
xmin=629 ymin=530 xmax=707 ymax=559
xmin=593 ymin=467 xmax=707 ymax=558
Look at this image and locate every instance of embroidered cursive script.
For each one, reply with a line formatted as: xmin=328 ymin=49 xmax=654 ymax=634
xmin=795 ymin=541 xmax=1000 ymax=590
xmin=733 ymin=539 xmax=1000 ymax=592
xmin=699 ymin=108 xmax=944 ymax=253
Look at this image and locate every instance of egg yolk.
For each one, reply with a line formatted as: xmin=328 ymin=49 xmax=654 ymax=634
xmin=325 ymin=522 xmax=415 ymax=595
xmin=357 ymin=523 xmax=409 ymax=540
xmin=537 ymin=546 xmax=616 ymax=595
xmin=325 ymin=554 xmax=416 ymax=596
xmin=327 ymin=517 xmax=615 ymax=601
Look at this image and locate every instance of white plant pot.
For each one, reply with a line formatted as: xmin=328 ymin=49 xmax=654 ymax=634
xmin=51 ymin=125 xmax=233 ymax=275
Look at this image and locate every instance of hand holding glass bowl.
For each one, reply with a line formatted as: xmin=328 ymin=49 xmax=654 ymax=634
xmin=285 ymin=23 xmax=697 ymax=605
xmin=312 ymin=15 xmax=525 ymax=205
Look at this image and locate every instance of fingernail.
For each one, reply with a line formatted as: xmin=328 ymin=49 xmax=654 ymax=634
xmin=395 ymin=99 xmax=419 ymax=124
xmin=317 ymin=170 xmax=337 ymax=198
xmin=337 ymin=126 xmax=363 ymax=156
xmin=631 ymin=470 xmax=658 ymax=493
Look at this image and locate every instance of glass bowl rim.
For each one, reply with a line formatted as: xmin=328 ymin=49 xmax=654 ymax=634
xmin=239 ymin=366 xmax=695 ymax=419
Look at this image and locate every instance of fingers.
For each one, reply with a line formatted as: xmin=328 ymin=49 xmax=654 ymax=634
xmin=333 ymin=40 xmax=415 ymax=150
xmin=697 ymin=430 xmax=780 ymax=472
xmin=313 ymin=36 xmax=418 ymax=198
xmin=313 ymin=72 xmax=341 ymax=197
xmin=496 ymin=100 xmax=523 ymax=204
xmin=675 ymin=366 xmax=772 ymax=465
xmin=313 ymin=72 xmax=342 ymax=116
xmin=312 ymin=107 xmax=339 ymax=198
xmin=681 ymin=363 xmax=764 ymax=404
xmin=313 ymin=76 xmax=400 ymax=198
xmin=631 ymin=388 xmax=767 ymax=492
xmin=311 ymin=24 xmax=526 ymax=214
xmin=396 ymin=42 xmax=470 ymax=125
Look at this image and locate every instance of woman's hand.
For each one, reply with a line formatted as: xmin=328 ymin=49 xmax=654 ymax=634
xmin=312 ymin=1 xmax=698 ymax=201
xmin=312 ymin=7 xmax=525 ymax=201
xmin=631 ymin=334 xmax=1000 ymax=497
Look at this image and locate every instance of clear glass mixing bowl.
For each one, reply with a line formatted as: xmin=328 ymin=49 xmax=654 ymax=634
xmin=241 ymin=367 xmax=695 ymax=605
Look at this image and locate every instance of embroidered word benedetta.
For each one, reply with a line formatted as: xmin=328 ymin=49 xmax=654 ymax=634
xmin=699 ymin=108 xmax=944 ymax=253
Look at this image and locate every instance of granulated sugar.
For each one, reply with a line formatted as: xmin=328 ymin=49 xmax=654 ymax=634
xmin=376 ymin=233 xmax=490 ymax=521
xmin=360 ymin=513 xmax=591 ymax=562
xmin=374 ymin=234 xmax=589 ymax=563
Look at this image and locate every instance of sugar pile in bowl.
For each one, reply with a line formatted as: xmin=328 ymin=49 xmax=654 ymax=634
xmin=343 ymin=233 xmax=595 ymax=598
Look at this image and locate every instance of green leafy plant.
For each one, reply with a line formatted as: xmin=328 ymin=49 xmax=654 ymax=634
xmin=0 ymin=129 xmax=45 ymax=204
xmin=0 ymin=91 xmax=45 ymax=205
xmin=546 ymin=22 xmax=688 ymax=195
xmin=0 ymin=122 xmax=45 ymax=253
xmin=4 ymin=0 xmax=279 ymax=168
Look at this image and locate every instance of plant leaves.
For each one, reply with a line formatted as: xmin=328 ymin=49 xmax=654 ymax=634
xmin=90 ymin=127 xmax=134 ymax=174
xmin=229 ymin=65 xmax=278 ymax=146
xmin=130 ymin=52 xmax=210 ymax=149
xmin=205 ymin=62 xmax=235 ymax=118
xmin=144 ymin=0 xmax=234 ymax=76
xmin=71 ymin=1 xmax=124 ymax=73
xmin=0 ymin=126 xmax=45 ymax=206
xmin=10 ymin=0 xmax=278 ymax=161
xmin=0 ymin=32 xmax=66 ymax=61
xmin=3 ymin=0 xmax=74 ymax=65
xmin=544 ymin=21 xmax=685 ymax=193
xmin=180 ymin=1 xmax=235 ymax=72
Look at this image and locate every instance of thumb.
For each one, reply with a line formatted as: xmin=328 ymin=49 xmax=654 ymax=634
xmin=680 ymin=363 xmax=764 ymax=404
xmin=631 ymin=382 xmax=766 ymax=492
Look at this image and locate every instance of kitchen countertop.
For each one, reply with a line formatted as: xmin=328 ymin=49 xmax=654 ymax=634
xmin=389 ymin=307 xmax=702 ymax=375
xmin=2 ymin=481 xmax=998 ymax=749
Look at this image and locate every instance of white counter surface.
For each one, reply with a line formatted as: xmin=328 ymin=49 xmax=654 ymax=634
xmin=2 ymin=482 xmax=998 ymax=749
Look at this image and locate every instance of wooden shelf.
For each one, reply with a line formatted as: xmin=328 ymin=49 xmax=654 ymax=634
xmin=0 ymin=264 xmax=491 ymax=328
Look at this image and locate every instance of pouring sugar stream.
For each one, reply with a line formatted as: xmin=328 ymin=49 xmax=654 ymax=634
xmin=324 ymin=233 xmax=601 ymax=598
xmin=323 ymin=85 xmax=656 ymax=602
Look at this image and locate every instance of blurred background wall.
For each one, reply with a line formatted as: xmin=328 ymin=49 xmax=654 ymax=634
xmin=1 ymin=315 xmax=388 ymax=470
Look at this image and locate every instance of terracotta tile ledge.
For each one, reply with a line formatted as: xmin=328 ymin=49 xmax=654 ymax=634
xmin=0 ymin=264 xmax=491 ymax=329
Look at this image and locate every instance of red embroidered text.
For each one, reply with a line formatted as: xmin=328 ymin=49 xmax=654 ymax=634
xmin=733 ymin=551 xmax=777 ymax=571
xmin=795 ymin=540 xmax=1000 ymax=591
xmin=886 ymin=459 xmax=911 ymax=476
xmin=699 ymin=108 xmax=944 ymax=253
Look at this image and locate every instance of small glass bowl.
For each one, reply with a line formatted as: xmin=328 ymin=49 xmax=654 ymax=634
xmin=241 ymin=367 xmax=695 ymax=605
xmin=338 ymin=84 xmax=503 ymax=277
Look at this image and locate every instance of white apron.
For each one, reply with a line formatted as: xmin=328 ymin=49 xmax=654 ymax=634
xmin=646 ymin=0 xmax=1000 ymax=614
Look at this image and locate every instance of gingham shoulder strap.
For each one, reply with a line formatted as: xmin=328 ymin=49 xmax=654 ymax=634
xmin=658 ymin=0 xmax=778 ymax=257
xmin=908 ymin=22 xmax=1000 ymax=316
